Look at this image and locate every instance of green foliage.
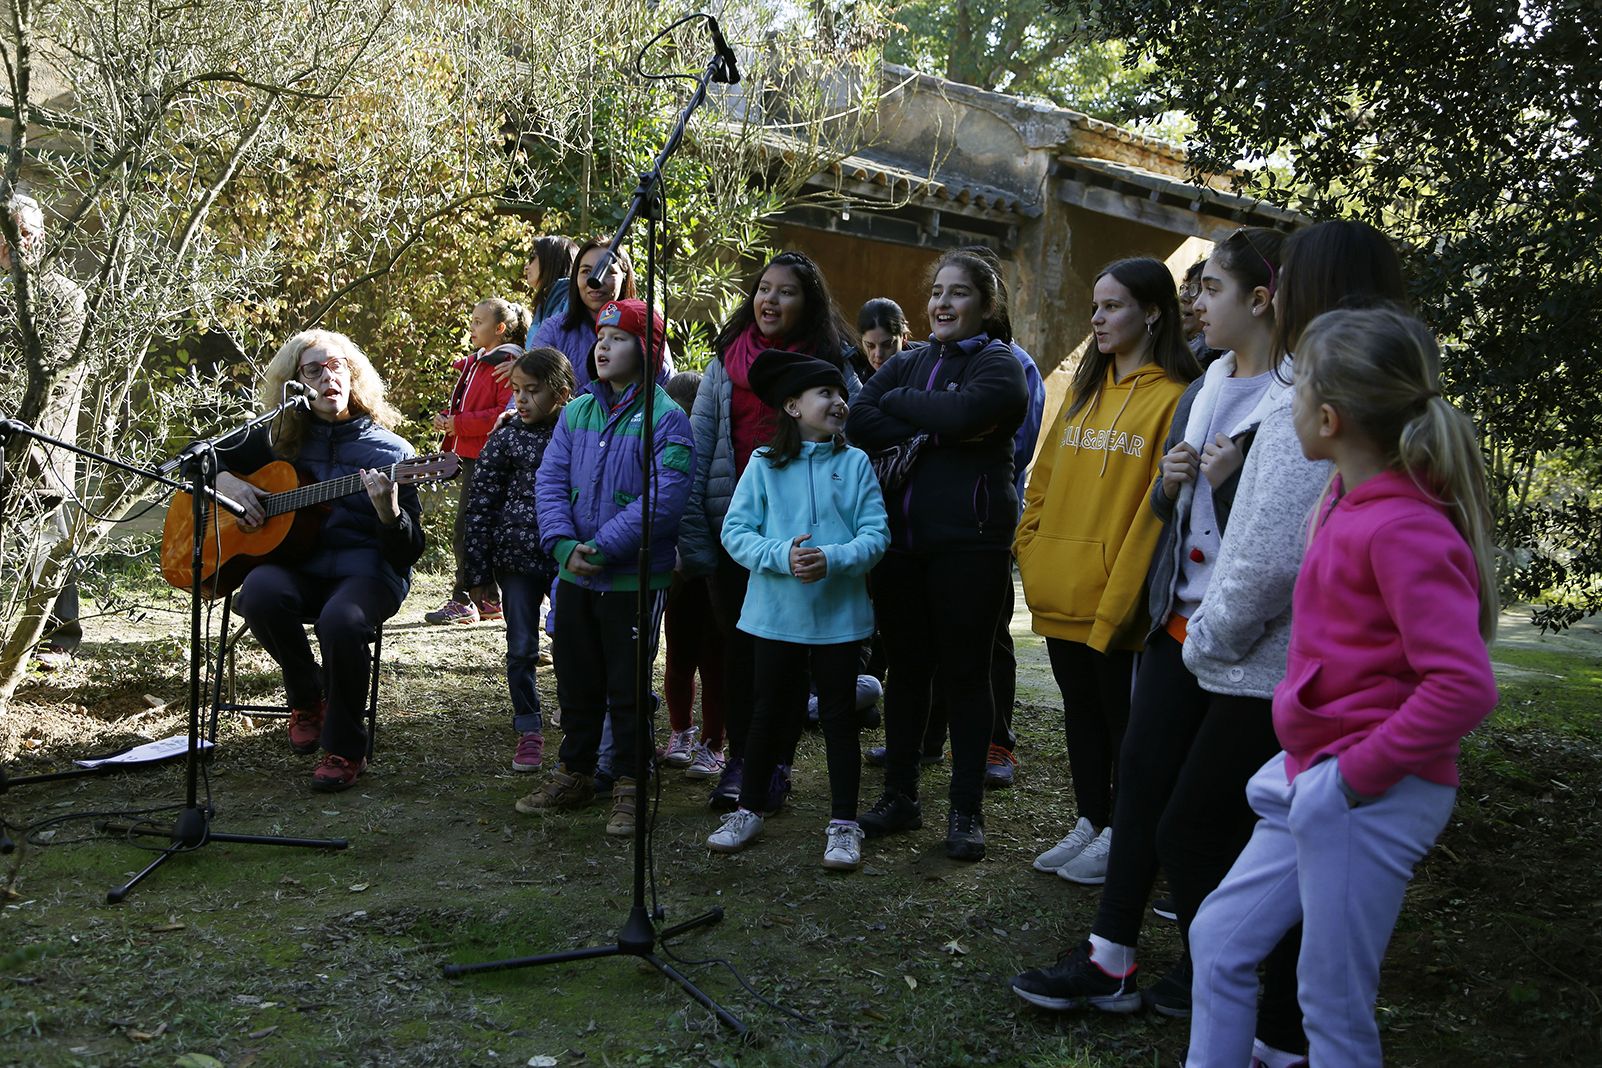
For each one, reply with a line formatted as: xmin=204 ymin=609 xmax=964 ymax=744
xmin=885 ymin=0 xmax=1160 ymax=122
xmin=0 ymin=0 xmax=890 ymax=708
xmin=1078 ymin=0 xmax=1602 ymax=627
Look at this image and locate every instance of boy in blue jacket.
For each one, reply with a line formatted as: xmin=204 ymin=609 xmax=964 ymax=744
xmin=524 ymin=299 xmax=693 ymax=837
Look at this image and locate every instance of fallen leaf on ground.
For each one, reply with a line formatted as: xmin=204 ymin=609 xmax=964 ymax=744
xmin=348 ymin=883 xmax=369 ymax=893
xmin=903 ymin=975 xmax=917 ymax=991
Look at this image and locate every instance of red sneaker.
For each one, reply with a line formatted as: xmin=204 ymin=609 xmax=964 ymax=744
xmin=476 ymin=597 xmax=503 ymax=622
xmin=288 ymin=700 xmax=325 ymax=755
xmin=310 ymin=752 xmax=366 ymax=792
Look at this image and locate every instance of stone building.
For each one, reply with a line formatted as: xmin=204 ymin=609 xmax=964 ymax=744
xmin=769 ymin=65 xmax=1299 ymax=423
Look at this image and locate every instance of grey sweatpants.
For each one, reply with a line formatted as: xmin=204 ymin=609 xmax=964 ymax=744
xmin=1186 ymin=751 xmax=1454 ymax=1068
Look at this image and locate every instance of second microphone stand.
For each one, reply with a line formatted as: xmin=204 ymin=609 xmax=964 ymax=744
xmin=444 ymin=17 xmax=747 ymax=1037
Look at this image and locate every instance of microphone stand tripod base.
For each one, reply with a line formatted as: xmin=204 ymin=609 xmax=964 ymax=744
xmin=101 ymin=805 xmax=348 ymax=904
xmin=442 ymin=902 xmax=743 ymax=1035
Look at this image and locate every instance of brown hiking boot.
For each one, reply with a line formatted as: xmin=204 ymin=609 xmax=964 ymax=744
xmin=605 ymin=776 xmax=637 ymax=837
xmin=515 ymin=764 xmax=595 ymax=814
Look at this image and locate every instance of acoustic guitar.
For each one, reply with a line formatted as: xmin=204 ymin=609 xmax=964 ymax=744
xmin=161 ymin=452 xmax=460 ymax=598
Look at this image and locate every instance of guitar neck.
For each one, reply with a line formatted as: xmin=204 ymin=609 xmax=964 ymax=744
xmin=259 ymin=463 xmax=398 ymax=518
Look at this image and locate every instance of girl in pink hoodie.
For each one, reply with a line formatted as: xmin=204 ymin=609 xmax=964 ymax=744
xmin=1186 ymin=307 xmax=1499 ymax=1068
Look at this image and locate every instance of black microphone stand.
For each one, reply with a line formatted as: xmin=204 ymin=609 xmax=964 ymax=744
xmin=85 ymin=396 xmax=346 ymax=902
xmin=444 ymin=15 xmax=747 ymax=1038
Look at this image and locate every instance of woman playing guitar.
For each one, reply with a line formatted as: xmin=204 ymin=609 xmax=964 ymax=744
xmin=215 ymin=330 xmax=425 ymax=792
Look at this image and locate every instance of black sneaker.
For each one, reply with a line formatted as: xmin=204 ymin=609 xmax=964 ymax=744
xmin=1152 ymin=895 xmax=1178 ymax=922
xmin=858 ymin=789 xmax=922 ymax=838
xmin=1010 ymin=941 xmax=1141 ymax=1013
xmin=1142 ymin=955 xmax=1191 ymax=1018
xmin=945 ymin=810 xmax=985 ymax=861
xmin=709 ymin=756 xmax=743 ymax=812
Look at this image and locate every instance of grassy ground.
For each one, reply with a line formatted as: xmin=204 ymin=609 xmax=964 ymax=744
xmin=2 ymin=569 xmax=1599 ymax=1067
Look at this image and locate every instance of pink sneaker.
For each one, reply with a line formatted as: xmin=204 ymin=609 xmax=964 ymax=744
xmin=424 ymin=598 xmax=478 ymax=625
xmin=476 ymin=598 xmax=503 ymax=622
xmin=661 ymin=728 xmax=695 ymax=767
xmin=512 ymin=731 xmax=545 ymax=772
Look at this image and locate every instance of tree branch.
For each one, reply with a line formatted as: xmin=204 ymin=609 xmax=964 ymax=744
xmin=172 ymin=93 xmax=278 ymax=264
xmin=301 ymin=190 xmax=502 ymax=327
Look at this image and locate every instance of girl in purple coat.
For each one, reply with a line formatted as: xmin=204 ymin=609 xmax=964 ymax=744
xmin=1186 ymin=307 xmax=1499 ymax=1068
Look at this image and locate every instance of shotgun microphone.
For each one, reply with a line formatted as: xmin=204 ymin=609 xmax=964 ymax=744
xmin=707 ymin=17 xmax=740 ymax=85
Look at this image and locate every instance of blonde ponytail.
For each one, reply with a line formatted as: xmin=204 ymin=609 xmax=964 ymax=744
xmin=1299 ymin=309 xmax=1499 ymax=641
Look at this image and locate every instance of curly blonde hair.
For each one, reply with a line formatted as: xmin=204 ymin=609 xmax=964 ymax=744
xmin=262 ymin=330 xmax=402 ymax=459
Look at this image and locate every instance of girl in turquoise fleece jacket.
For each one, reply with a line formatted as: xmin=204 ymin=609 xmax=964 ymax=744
xmin=705 ymin=350 xmax=889 ymax=872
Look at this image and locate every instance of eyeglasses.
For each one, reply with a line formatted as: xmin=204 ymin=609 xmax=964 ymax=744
xmin=1226 ymin=227 xmax=1278 ymax=295
xmin=298 ymin=356 xmax=348 ymax=381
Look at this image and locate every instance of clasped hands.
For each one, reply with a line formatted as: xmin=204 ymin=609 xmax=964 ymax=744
xmin=789 ymin=533 xmax=828 ymax=583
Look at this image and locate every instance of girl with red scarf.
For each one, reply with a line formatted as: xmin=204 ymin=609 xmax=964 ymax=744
xmin=679 ymin=251 xmax=858 ymax=811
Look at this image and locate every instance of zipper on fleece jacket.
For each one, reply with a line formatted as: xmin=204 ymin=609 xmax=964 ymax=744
xmin=807 ymin=450 xmax=818 ymax=525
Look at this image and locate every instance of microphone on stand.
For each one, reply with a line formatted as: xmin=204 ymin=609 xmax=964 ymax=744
xmin=706 ymin=17 xmax=741 ymax=85
xmin=282 ymin=380 xmax=315 ymax=406
xmin=583 ymin=254 xmax=621 ymax=292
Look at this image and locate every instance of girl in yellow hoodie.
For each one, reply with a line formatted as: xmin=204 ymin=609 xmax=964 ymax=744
xmin=1016 ymin=257 xmax=1200 ymax=882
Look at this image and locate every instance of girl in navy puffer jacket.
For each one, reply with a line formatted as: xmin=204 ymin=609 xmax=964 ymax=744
xmin=845 ymin=249 xmax=1027 ymax=863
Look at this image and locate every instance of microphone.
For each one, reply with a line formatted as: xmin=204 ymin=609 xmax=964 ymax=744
xmin=283 ymin=380 xmax=315 ymax=405
xmin=707 ymin=16 xmax=740 ymax=85
xmin=584 ymin=251 xmax=618 ymax=292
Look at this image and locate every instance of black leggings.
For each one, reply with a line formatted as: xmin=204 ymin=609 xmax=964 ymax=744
xmin=741 ymin=638 xmax=861 ymax=819
xmin=1045 ymin=637 xmax=1134 ymax=830
xmin=874 ymin=549 xmax=1010 ymax=815
xmin=925 ymin=577 xmax=1019 ymax=753
xmin=1158 ymin=668 xmax=1305 ymax=1055
xmin=708 ymin=548 xmax=756 ymax=758
xmin=552 ymin=582 xmax=665 ymax=779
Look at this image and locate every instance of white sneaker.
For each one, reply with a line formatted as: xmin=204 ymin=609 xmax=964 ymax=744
xmin=706 ymin=808 xmax=764 ymax=853
xmin=1057 ymin=826 xmax=1113 ymax=884
xmin=1033 ymin=816 xmax=1098 ymax=873
xmin=683 ymin=742 xmax=724 ymax=780
xmin=662 ymin=728 xmax=695 ymax=767
xmin=822 ymin=822 xmax=864 ymax=871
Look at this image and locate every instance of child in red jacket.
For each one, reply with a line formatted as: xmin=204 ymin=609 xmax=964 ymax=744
xmin=425 ymin=298 xmax=530 ymax=625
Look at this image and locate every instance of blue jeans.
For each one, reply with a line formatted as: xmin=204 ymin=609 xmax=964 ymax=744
xmin=498 ymin=571 xmax=546 ymax=734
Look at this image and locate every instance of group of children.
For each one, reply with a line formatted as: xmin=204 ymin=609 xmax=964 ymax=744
xmin=424 ymin=222 xmax=1499 ymax=1067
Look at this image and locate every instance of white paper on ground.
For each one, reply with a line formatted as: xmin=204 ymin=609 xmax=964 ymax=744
xmin=73 ymin=735 xmax=213 ymax=768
